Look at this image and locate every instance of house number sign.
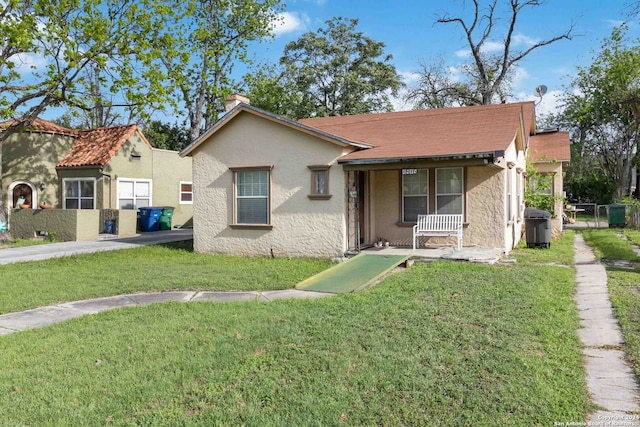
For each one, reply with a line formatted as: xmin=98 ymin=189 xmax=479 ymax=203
xmin=402 ymin=168 xmax=418 ymax=175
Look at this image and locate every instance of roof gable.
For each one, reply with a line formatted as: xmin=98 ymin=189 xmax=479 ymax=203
xmin=180 ymin=103 xmax=371 ymax=157
xmin=57 ymin=125 xmax=151 ymax=168
xmin=529 ymin=130 xmax=570 ymax=163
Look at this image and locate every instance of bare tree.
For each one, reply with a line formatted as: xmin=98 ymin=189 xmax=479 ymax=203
xmin=408 ymin=0 xmax=575 ymax=108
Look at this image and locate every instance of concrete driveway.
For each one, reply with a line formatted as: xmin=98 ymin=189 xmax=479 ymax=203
xmin=0 ymin=229 xmax=193 ymax=265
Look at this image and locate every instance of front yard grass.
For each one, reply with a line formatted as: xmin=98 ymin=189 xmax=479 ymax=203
xmin=581 ymin=228 xmax=640 ymax=261
xmin=0 ymin=258 xmax=589 ymax=425
xmin=0 ymin=243 xmax=333 ymax=314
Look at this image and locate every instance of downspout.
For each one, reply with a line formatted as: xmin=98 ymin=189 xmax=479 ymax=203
xmin=100 ymin=172 xmax=112 ymax=209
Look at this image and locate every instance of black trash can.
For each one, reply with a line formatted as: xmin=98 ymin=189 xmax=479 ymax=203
xmin=524 ymin=207 xmax=552 ymax=248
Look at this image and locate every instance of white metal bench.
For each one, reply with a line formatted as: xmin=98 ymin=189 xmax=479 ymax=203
xmin=413 ymin=214 xmax=464 ymax=250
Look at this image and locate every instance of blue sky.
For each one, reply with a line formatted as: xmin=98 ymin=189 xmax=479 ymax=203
xmin=256 ymin=0 xmax=640 ymax=116
xmin=31 ymin=0 xmax=638 ymax=122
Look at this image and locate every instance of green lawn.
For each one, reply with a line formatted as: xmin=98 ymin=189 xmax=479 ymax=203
xmin=0 ymin=241 xmax=590 ymax=425
xmin=0 ymin=242 xmax=333 ymax=314
xmin=581 ymin=228 xmax=640 ymax=261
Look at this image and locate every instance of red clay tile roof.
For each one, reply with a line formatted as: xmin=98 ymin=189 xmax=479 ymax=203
xmin=529 ymin=130 xmax=570 ymax=162
xmin=57 ymin=125 xmax=148 ymax=167
xmin=299 ymin=102 xmax=536 ymax=162
xmin=3 ymin=118 xmax=154 ymax=167
xmin=0 ymin=118 xmax=80 ymax=136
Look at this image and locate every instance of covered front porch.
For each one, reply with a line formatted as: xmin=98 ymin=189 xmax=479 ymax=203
xmin=343 ymin=152 xmax=515 ymax=255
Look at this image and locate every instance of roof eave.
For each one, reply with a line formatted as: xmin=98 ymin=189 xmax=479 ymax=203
xmin=338 ymin=150 xmax=506 ymax=165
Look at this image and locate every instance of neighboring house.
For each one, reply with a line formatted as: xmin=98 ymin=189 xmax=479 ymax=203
xmin=527 ymin=129 xmax=571 ymax=232
xmin=181 ymin=96 xmax=569 ymax=258
xmin=2 ymin=119 xmax=192 ymax=239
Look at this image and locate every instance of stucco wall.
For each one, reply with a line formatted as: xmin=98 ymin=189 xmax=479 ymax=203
xmin=191 ymin=112 xmax=350 ymax=258
xmin=151 ymin=149 xmax=193 ymax=227
xmin=466 ymin=166 xmax=507 ymax=249
xmin=532 ymin=161 xmax=564 ymax=233
xmin=3 ymin=131 xmax=76 ymax=210
xmin=105 ymin=133 xmax=153 ymax=210
xmin=10 ymin=208 xmax=100 ymax=241
xmin=104 ymin=134 xmax=193 ymax=228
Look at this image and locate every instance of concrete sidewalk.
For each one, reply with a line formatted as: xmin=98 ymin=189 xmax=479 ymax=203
xmin=0 ymin=289 xmax=331 ymax=336
xmin=0 ymin=229 xmax=193 ymax=265
xmin=574 ymin=234 xmax=640 ymax=424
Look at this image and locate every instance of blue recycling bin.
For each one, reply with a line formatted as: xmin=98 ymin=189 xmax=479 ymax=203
xmin=139 ymin=207 xmax=163 ymax=232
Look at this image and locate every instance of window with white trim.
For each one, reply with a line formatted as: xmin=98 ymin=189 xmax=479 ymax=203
xmin=507 ymin=167 xmax=513 ymax=221
xmin=63 ymin=178 xmax=96 ymax=209
xmin=516 ymin=170 xmax=523 ymax=219
xmin=234 ymin=169 xmax=270 ymax=225
xmin=436 ymin=167 xmax=464 ymax=214
xmin=180 ymin=181 xmax=193 ymax=204
xmin=402 ymin=169 xmax=428 ymax=222
xmin=118 ymin=178 xmax=151 ymax=210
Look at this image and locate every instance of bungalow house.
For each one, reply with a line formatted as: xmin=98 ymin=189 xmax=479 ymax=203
xmin=180 ymin=96 xmax=569 ymax=258
xmin=2 ymin=119 xmax=192 ymax=240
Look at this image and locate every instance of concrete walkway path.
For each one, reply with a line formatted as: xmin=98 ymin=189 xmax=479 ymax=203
xmin=0 ymin=289 xmax=331 ymax=336
xmin=574 ymin=234 xmax=640 ymax=424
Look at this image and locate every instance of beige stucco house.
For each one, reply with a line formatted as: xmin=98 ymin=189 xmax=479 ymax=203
xmin=181 ymin=98 xmax=569 ymax=258
xmin=2 ymin=119 xmax=192 ymax=240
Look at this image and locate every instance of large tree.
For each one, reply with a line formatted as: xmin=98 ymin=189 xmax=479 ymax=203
xmin=406 ymin=0 xmax=574 ymax=108
xmin=560 ymin=26 xmax=640 ymax=202
xmin=248 ymin=17 xmax=402 ymax=119
xmin=0 ymin=0 xmax=170 ymax=241
xmin=148 ymin=0 xmax=282 ymax=142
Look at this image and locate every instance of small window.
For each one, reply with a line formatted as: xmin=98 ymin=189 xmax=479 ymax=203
xmin=436 ymin=167 xmax=464 ymax=215
xmin=180 ymin=182 xmax=193 ymax=204
xmin=232 ymin=168 xmax=271 ymax=226
xmin=63 ymin=179 xmax=96 ymax=209
xmin=529 ymin=174 xmax=553 ymax=195
xmin=308 ymin=165 xmax=331 ymax=199
xmin=402 ymin=169 xmax=428 ymax=222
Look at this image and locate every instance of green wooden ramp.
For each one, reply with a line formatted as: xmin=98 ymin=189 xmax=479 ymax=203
xmin=296 ymin=253 xmax=410 ymax=294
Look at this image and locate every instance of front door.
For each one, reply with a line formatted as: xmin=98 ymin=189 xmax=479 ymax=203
xmin=12 ymin=183 xmax=33 ymax=208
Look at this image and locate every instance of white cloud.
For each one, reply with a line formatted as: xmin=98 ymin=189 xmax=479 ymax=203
xmin=512 ymin=66 xmax=529 ymax=87
xmin=447 ymin=66 xmax=462 ymax=82
xmin=455 ymin=40 xmax=504 ymax=57
xmin=606 ymin=19 xmax=626 ymax=28
xmin=9 ymin=53 xmax=48 ymax=73
xmin=399 ymin=70 xmax=420 ymax=85
xmin=271 ymin=11 xmax=309 ymax=36
xmin=513 ymin=33 xmax=539 ymax=47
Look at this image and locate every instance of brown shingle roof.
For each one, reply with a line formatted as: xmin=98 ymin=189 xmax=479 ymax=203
xmin=299 ymin=102 xmax=536 ymax=162
xmin=57 ymin=125 xmax=146 ymax=167
xmin=529 ymin=131 xmax=570 ymax=163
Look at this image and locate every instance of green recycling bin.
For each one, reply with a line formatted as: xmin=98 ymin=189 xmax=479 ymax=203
xmin=608 ymin=204 xmax=626 ymax=228
xmin=159 ymin=207 xmax=174 ymax=230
